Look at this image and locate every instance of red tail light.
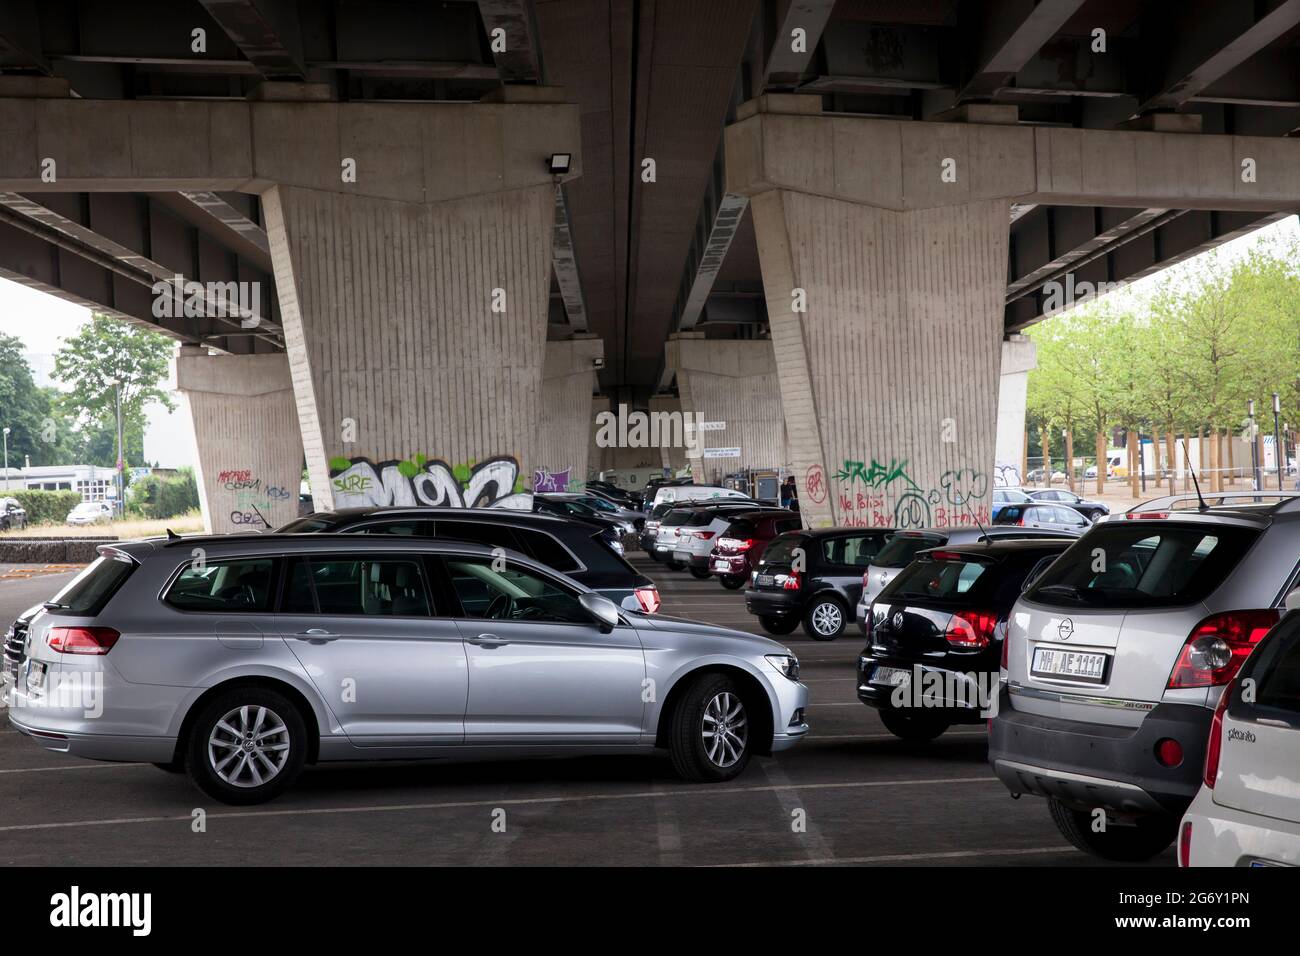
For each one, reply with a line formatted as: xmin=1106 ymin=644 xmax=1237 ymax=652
xmin=1203 ymin=678 xmax=1233 ymax=789
xmin=1167 ymin=609 xmax=1279 ymax=689
xmin=47 ymin=626 xmax=120 ymax=655
xmin=1016 ymin=516 xmax=1026 ymax=526
xmin=719 ymin=537 xmax=753 ymax=552
xmin=782 ymin=571 xmax=801 ymax=591
xmin=945 ymin=610 xmax=999 ymax=649
xmin=689 ymin=530 xmax=715 ymax=540
xmin=634 ymin=586 xmax=661 ymax=614
xmin=1178 ymin=821 xmax=1192 ymax=867
xmin=1000 ymin=626 xmax=1010 ymax=669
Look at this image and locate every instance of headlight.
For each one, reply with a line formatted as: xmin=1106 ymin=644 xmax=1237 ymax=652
xmin=765 ymin=653 xmax=800 ymax=681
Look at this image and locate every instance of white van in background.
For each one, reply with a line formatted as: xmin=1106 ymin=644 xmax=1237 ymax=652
xmin=651 ymin=484 xmax=750 ymax=508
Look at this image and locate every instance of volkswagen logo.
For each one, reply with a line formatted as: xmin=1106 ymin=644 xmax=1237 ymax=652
xmin=1057 ymin=618 xmax=1074 ymax=641
xmin=891 ymin=612 xmax=904 ymax=631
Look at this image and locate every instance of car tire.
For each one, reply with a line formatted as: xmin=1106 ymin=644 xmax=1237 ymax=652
xmin=803 ymin=595 xmax=848 ymax=641
xmin=1047 ymin=799 xmax=1178 ymax=862
xmin=668 ymin=673 xmax=753 ymax=783
xmin=689 ymin=567 xmax=712 ymax=580
xmin=878 ymin=709 xmax=948 ymax=741
xmin=665 ymin=560 xmax=685 ymax=571
xmin=185 ymin=687 xmax=308 ymax=805
xmin=720 ymin=574 xmax=747 ymax=590
xmin=758 ymin=614 xmax=799 ymax=635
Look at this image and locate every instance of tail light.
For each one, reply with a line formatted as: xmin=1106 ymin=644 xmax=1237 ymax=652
xmin=47 ymin=626 xmax=120 ymax=655
xmin=634 ymin=586 xmax=661 ymax=614
xmin=688 ymin=530 xmax=715 ymax=540
xmin=782 ymin=571 xmax=801 ymax=591
xmin=1203 ymin=677 xmax=1233 ymax=788
xmin=945 ymin=610 xmax=999 ymax=649
xmin=718 ymin=537 xmax=753 ymax=552
xmin=1000 ymin=625 xmax=1010 ymax=669
xmin=1178 ymin=821 xmax=1192 ymax=867
xmin=1167 ymin=609 xmax=1279 ymax=689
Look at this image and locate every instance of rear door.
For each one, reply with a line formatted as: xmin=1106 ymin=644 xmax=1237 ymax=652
xmin=1011 ymin=522 xmax=1260 ymax=727
xmin=1214 ymin=615 xmax=1300 ymax=824
xmin=819 ymin=532 xmax=889 ymax=604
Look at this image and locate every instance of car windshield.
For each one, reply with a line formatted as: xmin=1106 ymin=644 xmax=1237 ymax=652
xmin=71 ymin=502 xmax=101 ymax=514
xmin=583 ymin=497 xmax=616 ymax=512
xmin=872 ymin=532 xmax=945 ymax=568
xmin=1026 ymin=523 xmax=1259 ymax=609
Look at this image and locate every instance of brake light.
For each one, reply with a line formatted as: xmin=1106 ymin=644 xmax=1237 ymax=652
xmin=689 ymin=530 xmax=715 ymax=540
xmin=634 ymin=586 xmax=661 ymax=614
xmin=1167 ymin=610 xmax=1279 ymax=689
xmin=719 ymin=537 xmax=753 ymax=551
xmin=1204 ymin=678 xmax=1233 ymax=788
xmin=930 ymin=551 xmax=964 ymax=561
xmin=782 ymin=571 xmax=801 ymax=591
xmin=1178 ymin=821 xmax=1192 ymax=867
xmin=1016 ymin=516 xmax=1025 ymax=526
xmin=47 ymin=626 xmax=120 ymax=655
xmin=945 ymin=610 xmax=999 ymax=649
xmin=1125 ymin=512 xmax=1169 ymax=520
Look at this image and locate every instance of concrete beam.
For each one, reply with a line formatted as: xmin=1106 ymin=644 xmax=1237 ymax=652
xmin=476 ymin=0 xmax=543 ymax=84
xmin=956 ymin=0 xmax=1088 ymax=103
xmin=726 ymin=101 xmax=1300 ymax=212
xmin=197 ymin=0 xmax=307 ymax=79
xmin=0 ymin=0 xmax=49 ymax=74
xmin=551 ymin=183 xmax=587 ymax=330
xmin=764 ymin=0 xmax=837 ymax=88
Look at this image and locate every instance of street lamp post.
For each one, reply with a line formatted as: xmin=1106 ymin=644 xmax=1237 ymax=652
xmin=1273 ymin=393 xmax=1283 ymax=491
xmin=2 ymin=426 xmax=9 ymax=492
xmin=107 ymin=379 xmax=124 ymax=518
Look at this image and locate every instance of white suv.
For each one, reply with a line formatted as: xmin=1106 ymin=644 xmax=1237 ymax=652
xmin=1180 ymin=601 xmax=1300 ymax=867
xmin=990 ymin=492 xmax=1300 ymax=861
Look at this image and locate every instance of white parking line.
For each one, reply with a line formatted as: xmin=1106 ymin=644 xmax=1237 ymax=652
xmin=0 ymin=762 xmax=147 ymax=774
xmin=713 ymin=846 xmax=1070 ymax=867
xmin=0 ymin=775 xmax=998 ymax=834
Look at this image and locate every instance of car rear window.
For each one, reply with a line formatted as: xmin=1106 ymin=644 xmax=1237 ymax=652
xmin=887 ymin=553 xmax=991 ymax=601
xmin=726 ymin=518 xmax=757 ymax=537
xmin=662 ymin=509 xmax=694 ymax=527
xmin=1025 ymin=523 xmax=1259 ymax=609
xmin=45 ymin=554 xmax=136 ymax=616
xmin=762 ymin=533 xmax=808 ymax=565
xmin=873 ymin=532 xmax=945 ymax=569
xmin=997 ymin=505 xmax=1027 ymax=521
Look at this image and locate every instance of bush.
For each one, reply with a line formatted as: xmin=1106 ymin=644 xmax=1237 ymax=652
xmin=128 ymin=470 xmax=200 ymax=519
xmin=10 ymin=490 xmax=84 ymax=525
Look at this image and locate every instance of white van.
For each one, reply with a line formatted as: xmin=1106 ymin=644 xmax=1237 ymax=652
xmin=651 ymin=484 xmax=750 ymax=508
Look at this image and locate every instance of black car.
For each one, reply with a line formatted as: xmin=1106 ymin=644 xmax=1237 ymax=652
xmin=531 ymin=495 xmax=636 ymax=542
xmin=277 ymin=507 xmax=661 ymax=613
xmin=744 ymin=528 xmax=894 ymax=640
xmin=857 ymin=538 xmax=1071 ymax=740
xmin=0 ymin=496 xmax=27 ymax=531
xmin=585 ymin=480 xmax=642 ymax=509
xmin=1025 ymin=488 xmax=1109 ymax=522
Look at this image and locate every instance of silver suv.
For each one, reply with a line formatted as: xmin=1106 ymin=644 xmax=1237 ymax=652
xmin=6 ymin=534 xmax=808 ymax=805
xmin=990 ymin=492 xmax=1300 ymax=861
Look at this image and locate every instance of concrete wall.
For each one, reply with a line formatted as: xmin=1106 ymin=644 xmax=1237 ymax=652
xmin=174 ymin=347 xmax=303 ymax=533
xmin=995 ymin=336 xmax=1036 ymax=487
xmin=538 ymin=337 xmax=603 ymax=490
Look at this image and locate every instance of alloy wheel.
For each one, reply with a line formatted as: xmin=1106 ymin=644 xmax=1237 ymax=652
xmin=701 ymin=691 xmax=748 ymax=768
xmin=811 ymin=601 xmax=842 ymax=636
xmin=208 ymin=705 xmax=291 ymax=788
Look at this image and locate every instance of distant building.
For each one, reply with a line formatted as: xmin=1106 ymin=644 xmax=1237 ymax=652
xmin=2 ymin=464 xmax=119 ymax=502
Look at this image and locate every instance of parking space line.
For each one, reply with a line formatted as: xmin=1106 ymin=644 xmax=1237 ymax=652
xmin=0 ymin=775 xmax=998 ymax=834
xmin=712 ymin=846 xmax=1070 ymax=867
xmin=0 ymin=762 xmax=147 ymax=774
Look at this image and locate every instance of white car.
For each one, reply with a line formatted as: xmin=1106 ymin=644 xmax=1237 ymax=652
xmin=650 ymin=484 xmax=751 ymax=509
xmin=65 ymin=501 xmax=114 ymax=525
xmin=1180 ymin=603 xmax=1300 ymax=867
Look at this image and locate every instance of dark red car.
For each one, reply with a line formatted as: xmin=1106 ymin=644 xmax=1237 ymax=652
xmin=708 ymin=510 xmax=802 ymax=589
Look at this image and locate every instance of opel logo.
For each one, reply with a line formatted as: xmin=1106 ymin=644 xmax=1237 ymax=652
xmin=891 ymin=612 xmax=904 ymax=630
xmin=1057 ymin=618 xmax=1074 ymax=641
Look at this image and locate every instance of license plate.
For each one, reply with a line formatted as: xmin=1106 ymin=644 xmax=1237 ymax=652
xmin=1031 ymin=646 xmax=1108 ymax=684
xmin=25 ymin=659 xmax=47 ymax=690
xmin=712 ymin=560 xmax=730 ymax=571
xmin=871 ymin=665 xmax=912 ymax=687
xmin=755 ymin=574 xmax=775 ymax=587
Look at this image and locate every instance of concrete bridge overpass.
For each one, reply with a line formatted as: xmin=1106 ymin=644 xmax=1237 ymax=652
xmin=1 ymin=0 xmax=1298 ymax=530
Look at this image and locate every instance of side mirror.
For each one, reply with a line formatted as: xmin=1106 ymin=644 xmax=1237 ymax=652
xmin=579 ymin=592 xmax=621 ymax=631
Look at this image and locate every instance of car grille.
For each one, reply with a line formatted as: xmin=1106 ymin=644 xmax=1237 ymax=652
xmin=2 ymin=618 xmax=27 ymax=685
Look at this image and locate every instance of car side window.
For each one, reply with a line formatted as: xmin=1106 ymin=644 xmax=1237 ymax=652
xmin=822 ymin=534 xmax=881 ymax=567
xmin=281 ymin=556 xmax=431 ymax=616
xmin=514 ymin=528 xmax=581 ymax=572
xmin=432 ymin=520 xmax=521 ymax=552
xmin=165 ymin=558 xmax=278 ymax=612
xmin=441 ymin=556 xmax=590 ymax=624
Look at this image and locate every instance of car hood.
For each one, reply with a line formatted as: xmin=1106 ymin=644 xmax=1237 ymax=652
xmin=633 ymin=612 xmax=788 ymax=652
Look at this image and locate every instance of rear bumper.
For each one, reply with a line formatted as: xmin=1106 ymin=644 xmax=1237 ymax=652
xmin=856 ymin=655 xmax=991 ymax=725
xmin=988 ymin=689 xmax=1210 ymax=817
xmin=1181 ymin=785 xmax=1300 ymax=867
xmin=10 ymin=713 xmax=175 ymax=763
xmin=744 ymin=589 xmax=800 ymax=618
xmin=709 ymin=554 xmax=750 ymax=577
xmin=672 ymin=550 xmax=710 ymax=568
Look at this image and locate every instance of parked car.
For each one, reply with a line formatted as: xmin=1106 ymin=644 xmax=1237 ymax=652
xmin=991 ymin=501 xmax=1091 ymax=534
xmin=1026 ymin=488 xmax=1110 ymax=522
xmin=643 ymin=476 xmax=694 ymax=510
xmin=532 ymin=495 xmax=635 ymax=545
xmin=66 ymin=500 xmax=113 ymax=525
xmin=709 ymin=511 xmax=804 ymax=590
xmin=536 ymin=492 xmax=643 ymax=531
xmin=0 ymin=496 xmax=27 ymax=531
xmin=857 ymin=526 xmax=1082 ymax=630
xmin=670 ymin=506 xmax=795 ymax=580
xmin=745 ymin=528 xmax=893 ymax=640
xmin=585 ymin=480 xmax=642 ymax=509
xmin=6 ymin=535 xmax=809 ymax=804
xmin=650 ymin=484 xmax=751 ymax=509
xmin=858 ymin=539 xmax=1073 ymax=741
xmin=1025 ymin=469 xmax=1067 ymax=484
xmin=989 ymin=492 xmax=1300 ymax=861
xmin=639 ymin=502 xmax=677 ymax=556
xmin=278 ymin=507 xmax=660 ymax=613
xmin=1180 ymin=600 xmax=1300 ymax=867
xmin=650 ymin=500 xmax=765 ymax=568
xmin=2 ymin=602 xmax=42 ymax=692
xmin=991 ymin=488 xmax=1032 ymax=519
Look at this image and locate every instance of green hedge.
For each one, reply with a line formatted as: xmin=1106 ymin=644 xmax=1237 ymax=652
xmin=10 ymin=490 xmax=84 ymax=525
xmin=128 ymin=471 xmax=199 ymax=519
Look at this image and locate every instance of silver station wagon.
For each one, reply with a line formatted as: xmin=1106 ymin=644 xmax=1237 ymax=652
xmin=5 ymin=534 xmax=808 ymax=804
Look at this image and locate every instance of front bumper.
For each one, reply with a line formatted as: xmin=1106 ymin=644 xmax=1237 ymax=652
xmin=767 ymin=678 xmax=810 ymax=753
xmin=988 ymin=689 xmax=1210 ymax=817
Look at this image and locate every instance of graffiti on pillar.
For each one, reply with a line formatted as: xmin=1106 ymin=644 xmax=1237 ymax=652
xmin=993 ymin=464 xmax=1022 ymax=487
xmin=831 ymin=456 xmax=991 ymax=529
xmin=218 ymin=469 xmax=293 ymax=527
xmin=328 ymin=455 xmax=532 ymax=509
xmin=532 ymin=467 xmax=572 ymax=493
xmin=804 ymin=464 xmax=827 ymax=504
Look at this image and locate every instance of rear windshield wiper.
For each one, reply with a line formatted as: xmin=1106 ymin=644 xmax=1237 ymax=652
xmin=42 ymin=601 xmax=69 ymax=610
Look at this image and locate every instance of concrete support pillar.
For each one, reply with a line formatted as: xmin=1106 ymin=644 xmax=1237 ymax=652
xmin=995 ymin=336 xmax=1036 ymax=488
xmin=537 ymin=336 xmax=603 ymax=491
xmin=174 ymin=347 xmax=304 ymax=533
xmin=664 ymin=332 xmax=788 ymax=485
xmin=727 ymin=96 xmax=1030 ymax=528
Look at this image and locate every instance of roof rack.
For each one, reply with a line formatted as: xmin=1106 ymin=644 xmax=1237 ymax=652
xmin=1129 ymin=491 xmax=1300 ymax=514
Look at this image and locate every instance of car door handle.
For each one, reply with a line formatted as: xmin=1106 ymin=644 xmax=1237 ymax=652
xmin=467 ymin=633 xmax=509 ymax=648
xmin=294 ymin=628 xmax=338 ymax=643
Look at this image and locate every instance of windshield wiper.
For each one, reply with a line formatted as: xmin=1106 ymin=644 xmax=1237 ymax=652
xmin=42 ymin=601 xmax=70 ymax=610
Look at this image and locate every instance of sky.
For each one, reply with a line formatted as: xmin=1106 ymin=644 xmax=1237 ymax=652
xmin=1 ymin=211 xmax=1297 ymax=472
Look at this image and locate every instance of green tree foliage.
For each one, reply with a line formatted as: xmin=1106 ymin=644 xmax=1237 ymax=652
xmin=0 ymin=334 xmax=76 ymax=466
xmin=127 ymin=468 xmax=199 ymax=519
xmin=51 ymin=314 xmax=175 ymax=468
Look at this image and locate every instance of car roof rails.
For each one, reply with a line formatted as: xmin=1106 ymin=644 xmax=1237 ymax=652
xmin=1130 ymin=491 xmax=1300 ymax=514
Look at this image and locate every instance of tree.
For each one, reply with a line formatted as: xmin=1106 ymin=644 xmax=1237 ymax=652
xmin=51 ymin=314 xmax=175 ymax=469
xmin=0 ymin=334 xmax=79 ymax=467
